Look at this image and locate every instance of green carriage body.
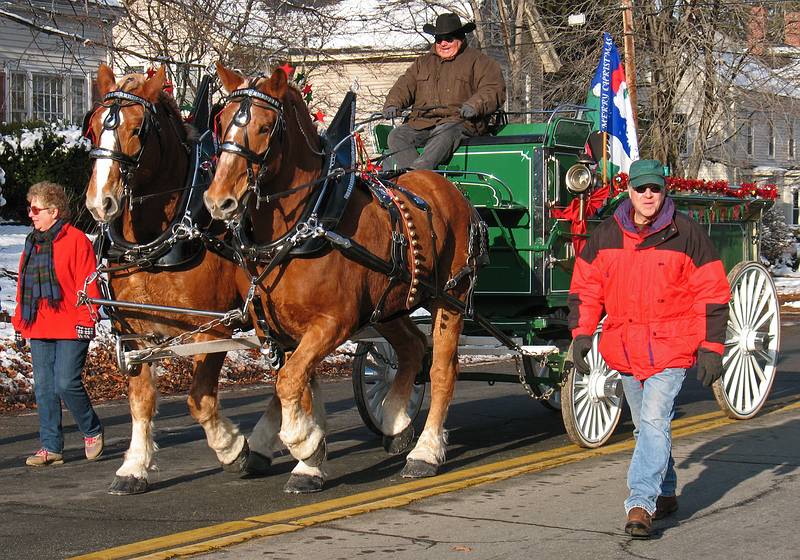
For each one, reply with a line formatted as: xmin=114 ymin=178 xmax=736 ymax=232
xmin=374 ymin=116 xmax=770 ymax=343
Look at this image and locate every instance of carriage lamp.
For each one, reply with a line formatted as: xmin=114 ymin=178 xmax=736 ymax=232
xmin=565 ymin=161 xmax=595 ymax=194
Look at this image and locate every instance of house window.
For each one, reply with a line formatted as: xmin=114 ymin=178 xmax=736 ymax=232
xmin=767 ymin=121 xmax=775 ymax=157
xmin=32 ymin=74 xmax=64 ymax=122
xmin=790 ymin=119 xmax=796 ymax=159
xmin=70 ymin=77 xmax=87 ymax=122
xmin=794 ymin=190 xmax=799 ymax=225
xmin=746 ymin=118 xmax=754 ymax=156
xmin=9 ymin=72 xmax=28 ymax=122
xmin=5 ymin=72 xmax=88 ymax=123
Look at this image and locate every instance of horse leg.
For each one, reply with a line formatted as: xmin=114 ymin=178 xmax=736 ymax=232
xmin=109 ymin=363 xmax=158 ymax=495
xmin=246 ymin=393 xmax=281 ymax=476
xmin=284 ymin=378 xmax=328 ymax=494
xmin=401 ymin=303 xmax=463 ymax=478
xmin=375 ymin=317 xmax=427 ymax=455
xmin=186 ymin=352 xmax=272 ymax=476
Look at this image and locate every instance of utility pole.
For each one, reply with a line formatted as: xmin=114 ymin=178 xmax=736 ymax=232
xmin=621 ymin=0 xmax=638 ymax=128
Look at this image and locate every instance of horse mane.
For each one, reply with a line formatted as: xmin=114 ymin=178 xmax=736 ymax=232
xmin=282 ymin=81 xmax=317 ymax=138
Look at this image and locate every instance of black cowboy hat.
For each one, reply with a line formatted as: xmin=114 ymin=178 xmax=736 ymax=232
xmin=422 ymin=13 xmax=476 ymax=36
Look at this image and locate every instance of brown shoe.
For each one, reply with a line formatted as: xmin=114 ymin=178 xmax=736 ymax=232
xmin=654 ymin=495 xmax=678 ymax=520
xmin=84 ymin=432 xmax=104 ymax=461
xmin=625 ymin=507 xmax=652 ymax=539
xmin=26 ymin=448 xmax=64 ymax=467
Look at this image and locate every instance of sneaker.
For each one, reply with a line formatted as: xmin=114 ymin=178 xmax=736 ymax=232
xmin=26 ymin=448 xmax=64 ymax=467
xmin=84 ymin=432 xmax=104 ymax=461
xmin=624 ymin=507 xmax=652 ymax=539
xmin=654 ymin=495 xmax=679 ymax=520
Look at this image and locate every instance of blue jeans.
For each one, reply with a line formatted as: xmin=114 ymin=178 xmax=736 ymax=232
xmin=620 ymin=368 xmax=686 ymax=515
xmin=30 ymin=339 xmax=102 ymax=453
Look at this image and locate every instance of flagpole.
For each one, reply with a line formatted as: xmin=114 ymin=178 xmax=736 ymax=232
xmin=621 ymin=0 xmax=639 ymax=128
xmin=602 ymin=131 xmax=608 ymax=187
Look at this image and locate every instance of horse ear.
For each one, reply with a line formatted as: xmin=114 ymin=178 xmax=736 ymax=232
xmin=216 ymin=62 xmax=244 ymax=94
xmin=266 ymin=67 xmax=289 ymax=98
xmin=141 ymin=66 xmax=166 ymax=101
xmin=96 ymin=63 xmax=116 ymax=96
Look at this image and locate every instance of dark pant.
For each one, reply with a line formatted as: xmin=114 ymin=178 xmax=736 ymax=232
xmin=386 ymin=122 xmax=471 ymax=170
xmin=30 ymin=339 xmax=101 ymax=453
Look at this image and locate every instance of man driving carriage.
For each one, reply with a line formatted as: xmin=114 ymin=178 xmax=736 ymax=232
xmin=382 ymin=12 xmax=506 ymax=170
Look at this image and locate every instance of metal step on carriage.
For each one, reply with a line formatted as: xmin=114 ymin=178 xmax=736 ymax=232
xmin=353 ymin=108 xmax=781 ymax=448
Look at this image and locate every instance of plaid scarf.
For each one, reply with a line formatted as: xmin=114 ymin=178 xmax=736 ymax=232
xmin=19 ymin=219 xmax=66 ymax=326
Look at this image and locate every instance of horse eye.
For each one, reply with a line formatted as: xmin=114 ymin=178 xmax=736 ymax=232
xmin=132 ymin=127 xmax=141 ymax=136
xmin=259 ymin=124 xmax=272 ymax=134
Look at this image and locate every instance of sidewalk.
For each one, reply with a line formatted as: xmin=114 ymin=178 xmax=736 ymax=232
xmin=194 ymin=404 xmax=800 ymax=560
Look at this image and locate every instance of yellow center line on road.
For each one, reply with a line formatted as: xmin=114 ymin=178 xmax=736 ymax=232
xmin=71 ymin=399 xmax=800 ymax=560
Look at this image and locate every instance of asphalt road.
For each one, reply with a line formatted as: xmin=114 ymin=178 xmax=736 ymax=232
xmin=1 ymin=322 xmax=798 ymax=560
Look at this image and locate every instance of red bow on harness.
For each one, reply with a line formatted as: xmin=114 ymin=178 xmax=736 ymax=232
xmin=550 ymin=184 xmax=611 ymax=255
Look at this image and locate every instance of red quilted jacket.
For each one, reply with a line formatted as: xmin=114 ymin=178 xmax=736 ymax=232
xmin=568 ymin=197 xmax=730 ymax=381
xmin=12 ymin=223 xmax=100 ymax=339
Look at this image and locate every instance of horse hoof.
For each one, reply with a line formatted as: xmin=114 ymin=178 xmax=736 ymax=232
xmin=222 ymin=439 xmax=250 ymax=473
xmin=401 ymin=459 xmax=438 ymax=478
xmin=302 ymin=439 xmax=327 ymax=468
xmin=383 ymin=424 xmax=415 ymax=455
xmin=108 ymin=475 xmax=149 ymax=495
xmin=242 ymin=451 xmax=272 ymax=477
xmin=284 ymin=474 xmax=324 ymax=494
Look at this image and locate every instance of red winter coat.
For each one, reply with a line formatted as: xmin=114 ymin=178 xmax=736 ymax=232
xmin=12 ymin=223 xmax=100 ymax=339
xmin=568 ymin=197 xmax=730 ymax=381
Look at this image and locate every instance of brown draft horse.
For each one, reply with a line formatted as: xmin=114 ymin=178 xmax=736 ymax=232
xmin=204 ymin=63 xmax=480 ymax=493
xmin=85 ymin=64 xmax=270 ymax=494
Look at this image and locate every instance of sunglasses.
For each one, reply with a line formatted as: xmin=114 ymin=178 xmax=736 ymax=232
xmin=631 ymin=185 xmax=663 ymax=194
xmin=435 ymin=34 xmax=458 ymax=43
xmin=27 ymin=205 xmax=53 ymax=215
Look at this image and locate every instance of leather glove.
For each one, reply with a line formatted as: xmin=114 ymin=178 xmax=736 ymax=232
xmin=383 ymin=106 xmax=399 ymax=120
xmin=14 ymin=331 xmax=26 ymax=351
xmin=696 ymin=348 xmax=723 ymax=387
xmin=571 ymin=335 xmax=593 ymax=375
xmin=75 ymin=325 xmax=96 ymax=341
xmin=459 ymin=104 xmax=478 ymax=119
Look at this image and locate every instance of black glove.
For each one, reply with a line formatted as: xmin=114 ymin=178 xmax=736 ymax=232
xmin=14 ymin=331 xmax=26 ymax=351
xmin=383 ymin=106 xmax=399 ymax=120
xmin=696 ymin=348 xmax=723 ymax=387
xmin=459 ymin=104 xmax=478 ymax=119
xmin=75 ymin=325 xmax=96 ymax=341
xmin=571 ymin=335 xmax=593 ymax=375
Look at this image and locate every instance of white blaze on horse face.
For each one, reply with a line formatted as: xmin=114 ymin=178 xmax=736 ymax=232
xmin=89 ymin=108 xmax=122 ymax=210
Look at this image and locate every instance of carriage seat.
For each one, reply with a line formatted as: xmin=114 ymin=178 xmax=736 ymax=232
xmin=290 ymin=90 xmax=357 ymax=256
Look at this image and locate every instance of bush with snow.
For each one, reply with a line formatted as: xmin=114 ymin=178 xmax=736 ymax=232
xmin=760 ymin=206 xmax=797 ymax=272
xmin=0 ymin=122 xmax=92 ymax=225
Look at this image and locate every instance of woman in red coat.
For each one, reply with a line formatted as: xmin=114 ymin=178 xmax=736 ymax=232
xmin=12 ymin=182 xmax=103 ymax=466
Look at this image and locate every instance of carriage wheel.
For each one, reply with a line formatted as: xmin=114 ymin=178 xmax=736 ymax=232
xmin=561 ymin=322 xmax=624 ymax=448
xmin=713 ymin=261 xmax=780 ymax=419
xmin=352 ymin=341 xmax=426 ymax=436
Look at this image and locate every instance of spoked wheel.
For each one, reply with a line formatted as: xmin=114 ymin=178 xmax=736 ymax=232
xmin=562 ymin=321 xmax=624 ymax=448
xmin=352 ymin=341 xmax=426 ymax=436
xmin=713 ymin=261 xmax=780 ymax=419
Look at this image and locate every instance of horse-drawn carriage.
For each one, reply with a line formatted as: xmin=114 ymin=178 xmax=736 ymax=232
xmin=83 ymin=64 xmax=780 ymax=495
xmin=353 ymin=108 xmax=781 ymax=449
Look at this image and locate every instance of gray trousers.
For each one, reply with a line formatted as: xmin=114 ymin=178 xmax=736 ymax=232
xmin=386 ymin=122 xmax=471 ymax=170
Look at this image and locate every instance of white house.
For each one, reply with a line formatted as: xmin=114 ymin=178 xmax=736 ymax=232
xmin=0 ymin=0 xmax=123 ymax=124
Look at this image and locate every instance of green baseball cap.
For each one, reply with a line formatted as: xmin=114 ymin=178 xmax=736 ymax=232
xmin=628 ymin=159 xmax=665 ymax=189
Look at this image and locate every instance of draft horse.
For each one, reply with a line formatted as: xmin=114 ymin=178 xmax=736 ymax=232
xmin=204 ymin=63 xmax=485 ymax=493
xmin=85 ymin=64 xmax=270 ymax=494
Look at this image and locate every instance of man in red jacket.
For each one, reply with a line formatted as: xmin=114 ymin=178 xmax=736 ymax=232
xmin=568 ymin=159 xmax=730 ymax=538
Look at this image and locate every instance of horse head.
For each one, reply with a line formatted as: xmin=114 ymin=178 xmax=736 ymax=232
xmin=85 ymin=64 xmax=167 ymax=223
xmin=204 ymin=63 xmax=290 ymax=221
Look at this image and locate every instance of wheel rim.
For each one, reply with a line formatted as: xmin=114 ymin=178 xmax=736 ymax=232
xmin=721 ymin=263 xmax=780 ymax=417
xmin=570 ymin=331 xmax=623 ymax=444
xmin=362 ymin=342 xmax=425 ymax=428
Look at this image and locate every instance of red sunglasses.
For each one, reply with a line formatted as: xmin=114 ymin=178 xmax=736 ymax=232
xmin=27 ymin=205 xmax=53 ymax=215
